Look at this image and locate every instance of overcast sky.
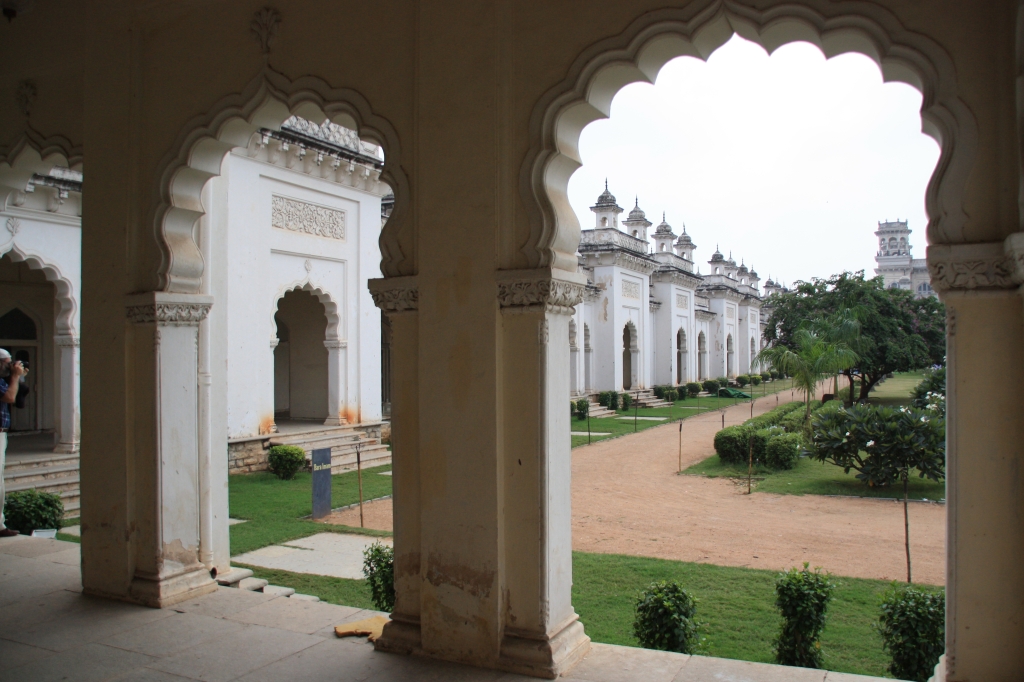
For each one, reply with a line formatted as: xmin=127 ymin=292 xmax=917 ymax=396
xmin=567 ymin=34 xmax=940 ymax=288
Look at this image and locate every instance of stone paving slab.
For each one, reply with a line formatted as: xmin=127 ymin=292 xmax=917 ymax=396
xmin=232 ymin=532 xmax=393 ymax=579
xmin=572 ymin=431 xmax=612 ymax=436
xmin=615 ymin=416 xmax=668 ymax=421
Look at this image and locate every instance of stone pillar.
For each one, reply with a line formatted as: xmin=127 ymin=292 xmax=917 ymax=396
xmin=119 ymin=292 xmax=218 ymax=608
xmin=368 ymin=277 xmax=421 ymax=652
xmin=928 ymin=241 xmax=1024 ymax=681
xmin=53 ymin=335 xmax=80 ymax=454
xmin=324 ymin=339 xmax=348 ymax=426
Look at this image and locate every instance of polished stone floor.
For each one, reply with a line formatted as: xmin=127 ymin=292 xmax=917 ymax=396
xmin=0 ymin=536 xmax=884 ymax=681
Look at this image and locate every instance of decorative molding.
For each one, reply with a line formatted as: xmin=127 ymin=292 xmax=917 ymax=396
xmin=368 ymin=276 xmax=419 ymax=313
xmin=54 ymin=334 xmax=79 ymax=348
xmin=126 ymin=294 xmax=213 ymax=327
xmin=323 ymin=339 xmax=347 ymax=349
xmin=304 ymin=259 xmax=312 ymax=272
xmin=695 ymin=310 xmax=716 ymax=322
xmin=649 ymin=300 xmax=661 ymax=312
xmin=497 ymin=274 xmax=586 ymax=315
xmin=726 ymin=307 xmax=735 ymax=319
xmin=621 ymin=280 xmax=640 ymax=300
xmin=5 ymin=217 xmax=19 ymax=239
xmin=539 ymin=319 xmax=549 ymax=345
xmin=927 ymin=242 xmax=1016 ymax=294
xmin=251 ymin=6 xmax=281 ymax=57
xmin=519 ymin=0 xmax=978 ymax=274
xmin=15 ymin=80 xmax=36 ymax=119
xmin=270 ymin=338 xmax=279 ymax=349
xmin=271 ymin=195 xmax=346 ymax=240
xmin=1004 ymin=232 xmax=1024 ymax=284
xmin=676 ymin=293 xmax=689 ymax=309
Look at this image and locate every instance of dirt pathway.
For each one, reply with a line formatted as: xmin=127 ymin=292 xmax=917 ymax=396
xmin=330 ymin=389 xmax=946 ymax=585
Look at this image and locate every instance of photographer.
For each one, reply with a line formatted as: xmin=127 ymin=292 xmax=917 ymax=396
xmin=0 ymin=349 xmax=26 ymax=538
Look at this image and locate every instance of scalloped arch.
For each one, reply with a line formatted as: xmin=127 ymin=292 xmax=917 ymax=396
xmin=0 ymin=243 xmax=78 ymax=336
xmin=271 ymin=281 xmax=342 ymax=342
xmin=0 ymin=131 xmax=83 ymax=171
xmin=519 ymin=0 xmax=978 ymax=272
xmin=155 ymin=67 xmax=411 ymax=294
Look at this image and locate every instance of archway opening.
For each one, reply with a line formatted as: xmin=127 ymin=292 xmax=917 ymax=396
xmin=697 ymin=331 xmax=707 ymax=380
xmin=622 ymin=322 xmax=638 ymax=390
xmin=0 ymin=255 xmax=52 ymax=436
xmin=676 ymin=328 xmax=687 ymax=384
xmin=273 ymin=289 xmax=329 ymax=424
xmin=726 ymin=333 xmax=735 ymax=378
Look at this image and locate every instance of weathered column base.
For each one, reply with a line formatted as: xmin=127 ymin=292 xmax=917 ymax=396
xmin=53 ymin=441 xmax=80 ymax=454
xmin=375 ymin=615 xmax=590 ymax=680
xmin=127 ymin=564 xmax=217 ymax=608
xmin=323 ymin=417 xmax=349 ymax=426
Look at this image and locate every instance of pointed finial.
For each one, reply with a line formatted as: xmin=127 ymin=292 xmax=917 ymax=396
xmin=605 ymin=178 xmax=609 ymax=191
xmin=635 ymin=196 xmax=639 ymax=207
xmin=662 ymin=211 xmax=666 ymax=222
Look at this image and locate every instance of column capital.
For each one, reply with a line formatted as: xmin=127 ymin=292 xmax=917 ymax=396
xmin=55 ymin=334 xmax=80 ymax=348
xmin=126 ymin=292 xmax=213 ymax=326
xmin=927 ymin=241 xmax=1016 ymax=295
xmin=368 ymin=276 xmax=418 ymax=314
xmin=324 ymin=339 xmax=347 ymax=349
xmin=1004 ymin=232 xmax=1024 ymax=284
xmin=496 ymin=268 xmax=586 ymax=315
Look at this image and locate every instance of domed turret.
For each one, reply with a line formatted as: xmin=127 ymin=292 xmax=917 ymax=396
xmin=674 ymin=226 xmax=696 ymax=261
xmin=628 ymin=197 xmax=646 ymax=222
xmin=621 ymin=196 xmax=652 ymax=242
xmin=651 ymin=212 xmax=677 ymax=253
xmin=589 ymin=179 xmax=623 ymax=229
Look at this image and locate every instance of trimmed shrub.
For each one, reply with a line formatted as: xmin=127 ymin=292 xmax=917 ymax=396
xmin=746 ymin=401 xmax=802 ymax=431
xmin=735 ymin=374 xmax=750 ymax=388
xmin=750 ymin=375 xmax=762 ymax=386
xmin=716 ymin=376 xmax=729 ymax=388
xmin=761 ymin=372 xmax=772 ymax=382
xmin=575 ymin=398 xmax=589 ymax=420
xmin=686 ymin=382 xmax=702 ymax=398
xmin=770 ymin=370 xmax=780 ymax=379
xmin=714 ymin=426 xmax=749 ymax=465
xmin=878 ymin=585 xmax=945 ymax=682
xmin=362 ymin=540 xmax=395 ymax=612
xmin=620 ymin=392 xmax=632 ymax=411
xmin=701 ymin=380 xmax=719 ymax=395
xmin=3 ymin=489 xmax=64 ymax=534
xmin=632 ymin=580 xmax=701 ymax=654
xmin=774 ymin=564 xmax=834 ymax=669
xmin=765 ymin=433 xmax=801 ymax=470
xmin=665 ymin=389 xmax=679 ymax=402
xmin=268 ymin=445 xmax=307 ymax=480
xmin=653 ymin=386 xmax=666 ymax=399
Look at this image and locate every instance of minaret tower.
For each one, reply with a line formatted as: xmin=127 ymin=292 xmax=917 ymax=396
xmin=651 ymin=212 xmax=676 ymax=253
xmin=590 ymin=179 xmax=623 ymax=230
xmin=874 ymin=219 xmax=913 ymax=289
xmin=674 ymin=227 xmax=696 ymax=263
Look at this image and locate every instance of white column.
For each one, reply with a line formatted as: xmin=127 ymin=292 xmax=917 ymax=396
xmin=54 ymin=335 xmax=80 ymax=454
xmin=324 ymin=339 xmax=348 ymax=425
xmin=122 ymin=292 xmax=217 ymax=607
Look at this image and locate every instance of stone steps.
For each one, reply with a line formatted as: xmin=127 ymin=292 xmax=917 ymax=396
xmin=269 ymin=426 xmax=390 ymax=474
xmin=4 ymin=453 xmax=82 ymax=519
xmin=217 ymin=567 xmax=319 ymax=602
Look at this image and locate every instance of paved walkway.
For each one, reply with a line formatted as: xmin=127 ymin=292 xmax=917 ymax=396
xmin=0 ymin=535 xmax=882 ymax=681
xmin=232 ymin=533 xmax=392 ymax=580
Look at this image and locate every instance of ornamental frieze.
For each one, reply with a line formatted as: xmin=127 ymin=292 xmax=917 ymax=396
xmin=927 ymin=242 xmax=1016 ymax=293
xmin=126 ymin=302 xmax=211 ymax=326
xmin=497 ymin=278 xmax=585 ymax=314
xmin=271 ymin=195 xmax=346 ymax=241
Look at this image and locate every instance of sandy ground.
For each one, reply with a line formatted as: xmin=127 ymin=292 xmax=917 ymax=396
xmin=329 ymin=390 xmax=946 ymax=585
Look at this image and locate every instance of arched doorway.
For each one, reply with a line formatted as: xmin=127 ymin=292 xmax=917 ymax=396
xmin=697 ymin=331 xmax=707 ymax=380
xmin=676 ymin=328 xmax=687 ymax=384
xmin=273 ymin=289 xmax=329 ymax=423
xmin=726 ymin=334 xmax=735 ymax=377
xmin=0 ymin=306 xmax=38 ymax=431
xmin=622 ymin=321 xmax=638 ymax=390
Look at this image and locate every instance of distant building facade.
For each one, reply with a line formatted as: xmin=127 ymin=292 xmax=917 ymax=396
xmin=570 ymin=182 xmax=780 ymax=395
xmin=874 ymin=219 xmax=935 ymax=298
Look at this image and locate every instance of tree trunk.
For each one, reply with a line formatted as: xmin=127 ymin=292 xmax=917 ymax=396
xmin=903 ymin=472 xmax=912 ymax=584
xmin=847 ymin=373 xmax=856 ymax=407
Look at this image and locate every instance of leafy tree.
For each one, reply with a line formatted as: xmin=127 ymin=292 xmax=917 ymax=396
xmin=754 ymin=328 xmax=858 ymax=428
xmin=807 ymin=404 xmax=945 ymax=582
xmin=763 ymin=272 xmax=945 ymax=402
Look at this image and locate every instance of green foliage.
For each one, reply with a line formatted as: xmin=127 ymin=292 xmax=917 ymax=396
xmin=702 ymin=380 xmax=720 ymax=395
xmin=770 ymin=370 xmax=780 ymax=379
xmin=911 ymin=368 xmax=945 ymax=409
xmin=665 ymin=389 xmax=679 ymax=402
xmin=653 ymin=385 xmax=666 ymax=399
xmin=750 ymin=375 xmax=762 ymax=386
xmin=268 ymin=445 xmax=307 ymax=480
xmin=774 ymin=564 xmax=835 ymax=669
xmin=761 ymin=372 xmax=772 ymax=382
xmin=716 ymin=376 xmax=730 ymax=387
xmin=762 ymin=272 xmax=945 ymax=403
xmin=686 ymin=382 xmax=702 ymax=397
xmin=765 ymin=433 xmax=801 ymax=470
xmin=632 ymin=580 xmax=701 ymax=654
xmin=575 ymin=398 xmax=589 ymax=420
xmin=714 ymin=426 xmax=751 ymax=465
xmin=362 ymin=540 xmax=395 ymax=612
xmin=807 ymin=404 xmax=945 ymax=488
xmin=598 ymin=392 xmax=610 ymax=407
xmin=746 ymin=401 xmax=803 ymax=431
xmin=620 ymin=392 xmax=632 ymax=411
xmin=877 ymin=585 xmax=945 ymax=682
xmin=736 ymin=374 xmax=750 ymax=387
xmin=608 ymin=391 xmax=619 ymax=411
xmin=3 ymin=489 xmax=64 ymax=533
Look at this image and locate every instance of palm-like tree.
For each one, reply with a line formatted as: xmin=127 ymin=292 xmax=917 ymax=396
xmin=809 ymin=309 xmax=864 ymax=404
xmin=754 ymin=328 xmax=859 ymax=426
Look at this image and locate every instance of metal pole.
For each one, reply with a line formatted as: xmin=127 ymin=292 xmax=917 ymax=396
xmin=633 ymin=391 xmax=639 ymax=432
xmin=678 ymin=421 xmax=683 ymax=474
xmin=747 ymin=434 xmax=754 ymax=495
xmin=587 ymin=406 xmax=591 ymax=445
xmin=356 ymin=443 xmax=364 ymax=528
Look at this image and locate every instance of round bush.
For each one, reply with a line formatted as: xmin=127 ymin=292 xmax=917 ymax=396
xmin=633 ymin=580 xmax=701 ymax=653
xmin=716 ymin=376 xmax=729 ymax=387
xmin=3 ymin=489 xmax=64 ymax=534
xmin=620 ymin=392 xmax=632 ymax=411
xmin=575 ymin=398 xmax=589 ymax=420
xmin=770 ymin=370 xmax=780 ymax=379
xmin=765 ymin=433 xmax=801 ymax=470
xmin=761 ymin=372 xmax=772 ymax=382
xmin=701 ymin=380 xmax=719 ymax=395
xmin=268 ymin=445 xmax=307 ymax=480
xmin=750 ymin=375 xmax=762 ymax=386
xmin=686 ymin=382 xmax=702 ymax=397
xmin=735 ymin=374 xmax=750 ymax=388
xmin=878 ymin=585 xmax=945 ymax=682
xmin=774 ymin=564 xmax=834 ymax=669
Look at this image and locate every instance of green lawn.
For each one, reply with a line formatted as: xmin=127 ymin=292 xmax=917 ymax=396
xmin=684 ymin=371 xmax=945 ymax=501
xmin=572 ymin=378 xmax=799 ymax=448
xmin=233 ymin=563 xmax=378 ymax=610
xmin=229 ymin=465 xmax=393 ymax=555
xmin=573 ymin=551 xmax=938 ymax=678
xmin=684 ymin=454 xmax=945 ymax=501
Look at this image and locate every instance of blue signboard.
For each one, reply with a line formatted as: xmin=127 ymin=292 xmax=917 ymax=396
xmin=311 ymin=447 xmax=332 ymax=520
